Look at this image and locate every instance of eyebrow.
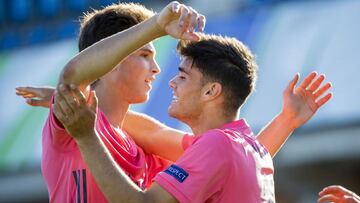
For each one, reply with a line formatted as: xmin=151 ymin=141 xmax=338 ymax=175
xmin=140 ymin=48 xmax=155 ymax=55
xmin=179 ymin=67 xmax=190 ymax=75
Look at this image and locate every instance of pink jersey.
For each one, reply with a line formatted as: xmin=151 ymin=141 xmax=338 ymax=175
xmin=155 ymin=119 xmax=275 ymax=203
xmin=41 ymin=102 xmax=169 ymax=203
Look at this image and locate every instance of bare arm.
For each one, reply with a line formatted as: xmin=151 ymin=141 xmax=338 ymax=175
xmin=52 ymin=2 xmax=204 ymax=202
xmin=53 ymin=85 xmax=177 ymax=203
xmin=16 ymin=1 xmax=205 ymax=161
xmin=15 ymin=84 xmax=186 ymax=161
xmin=58 ymin=16 xmax=164 ymax=96
xmin=124 ymin=111 xmax=185 ymax=162
xmin=257 ymin=72 xmax=332 ymax=157
xmin=57 ymin=0 xmax=204 ymax=94
xmin=15 ymin=72 xmax=332 ymax=160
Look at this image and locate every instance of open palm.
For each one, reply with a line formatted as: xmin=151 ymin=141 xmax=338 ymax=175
xmin=282 ymin=72 xmax=332 ymax=128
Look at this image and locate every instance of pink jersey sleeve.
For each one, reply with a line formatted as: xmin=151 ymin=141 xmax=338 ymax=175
xmin=45 ymin=95 xmax=77 ymax=151
xmin=181 ymin=134 xmax=195 ymax=150
xmin=154 ymin=130 xmax=232 ymax=203
xmin=145 ymin=154 xmax=172 ymax=188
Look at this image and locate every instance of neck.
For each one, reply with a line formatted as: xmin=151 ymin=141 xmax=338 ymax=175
xmin=95 ymin=88 xmax=129 ymax=129
xmin=188 ymin=108 xmax=237 ymax=135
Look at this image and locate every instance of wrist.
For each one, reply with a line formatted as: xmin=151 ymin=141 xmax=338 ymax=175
xmin=75 ymin=131 xmax=98 ymax=146
xmin=277 ymin=111 xmax=298 ymax=130
xmin=152 ymin=14 xmax=167 ymax=38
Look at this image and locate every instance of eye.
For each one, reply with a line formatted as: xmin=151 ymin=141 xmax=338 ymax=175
xmin=141 ymin=53 xmax=149 ymax=58
xmin=178 ymin=74 xmax=186 ymax=80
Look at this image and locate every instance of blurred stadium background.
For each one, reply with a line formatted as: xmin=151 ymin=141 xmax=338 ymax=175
xmin=0 ymin=0 xmax=359 ymax=202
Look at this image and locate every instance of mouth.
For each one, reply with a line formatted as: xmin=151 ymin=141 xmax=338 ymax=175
xmin=145 ymin=79 xmax=153 ymax=89
xmin=171 ymin=94 xmax=179 ymax=103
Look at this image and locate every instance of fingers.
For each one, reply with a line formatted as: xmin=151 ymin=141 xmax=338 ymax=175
xmin=179 ymin=5 xmax=190 ymax=31
xmin=178 ymin=4 xmax=203 ymax=40
xmin=307 ymin=74 xmax=325 ymax=92
xmin=197 ymin=14 xmax=206 ymax=32
xmin=316 ymin=92 xmax=332 ymax=108
xmin=300 ymin=71 xmax=317 ymax=89
xmin=285 ymin=73 xmax=300 ymax=94
xmin=318 ymin=185 xmax=354 ymax=203
xmin=319 ymin=186 xmax=360 ymax=202
xmin=69 ymin=84 xmax=86 ymax=105
xmin=314 ymin=82 xmax=332 ymax=99
xmin=52 ymin=101 xmax=66 ymax=124
xmin=344 ymin=195 xmax=360 ymax=202
xmin=171 ymin=1 xmax=180 ymax=13
xmin=297 ymin=71 xmax=332 ymax=109
xmin=16 ymin=86 xmax=36 ymax=94
xmin=320 ymin=185 xmax=351 ymax=196
xmin=55 ymin=84 xmax=75 ymax=117
xmin=181 ymin=32 xmax=201 ymax=41
xmin=160 ymin=2 xmax=205 ymax=41
xmin=16 ymin=93 xmax=36 ymax=98
xmin=26 ymin=98 xmax=49 ymax=107
xmin=15 ymin=87 xmax=36 ymax=98
xmin=15 ymin=86 xmax=44 ymax=97
xmin=318 ymin=194 xmax=340 ymax=203
xmin=88 ymin=90 xmax=98 ymax=112
xmin=16 ymin=86 xmax=55 ymax=99
xmin=188 ymin=7 xmax=198 ymax=33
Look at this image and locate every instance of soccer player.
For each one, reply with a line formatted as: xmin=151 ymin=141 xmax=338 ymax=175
xmin=15 ymin=2 xmax=205 ymax=203
xmin=15 ymin=1 xmax=332 ymax=202
xmin=48 ymin=3 xmax=332 ymax=202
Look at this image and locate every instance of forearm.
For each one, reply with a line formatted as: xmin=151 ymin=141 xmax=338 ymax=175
xmin=124 ymin=111 xmax=185 ymax=161
xmin=76 ymin=132 xmax=147 ymax=203
xmin=257 ymin=112 xmax=296 ymax=157
xmin=60 ymin=15 xmax=165 ymax=87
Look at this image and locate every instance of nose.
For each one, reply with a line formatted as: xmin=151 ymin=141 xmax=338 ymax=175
xmin=151 ymin=60 xmax=161 ymax=75
xmin=169 ymin=76 xmax=176 ymax=89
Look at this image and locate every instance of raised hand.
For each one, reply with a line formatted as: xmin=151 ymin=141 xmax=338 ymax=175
xmin=15 ymin=86 xmax=55 ymax=107
xmin=318 ymin=185 xmax=360 ymax=203
xmin=53 ymin=84 xmax=98 ymax=140
xmin=281 ymin=72 xmax=332 ymax=129
xmin=156 ymin=1 xmax=205 ymax=41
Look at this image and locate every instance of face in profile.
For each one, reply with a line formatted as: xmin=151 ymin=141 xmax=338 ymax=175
xmin=102 ymin=43 xmax=160 ymax=104
xmin=168 ymin=56 xmax=205 ymax=123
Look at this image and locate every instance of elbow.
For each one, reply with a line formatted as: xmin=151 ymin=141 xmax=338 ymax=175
xmin=58 ymin=58 xmax=80 ymax=86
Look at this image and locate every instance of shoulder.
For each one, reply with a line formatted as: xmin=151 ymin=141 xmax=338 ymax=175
xmin=197 ymin=129 xmax=231 ymax=146
xmin=189 ymin=129 xmax=233 ymax=158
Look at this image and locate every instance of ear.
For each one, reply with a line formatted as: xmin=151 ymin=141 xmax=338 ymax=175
xmin=202 ymin=82 xmax=222 ymax=101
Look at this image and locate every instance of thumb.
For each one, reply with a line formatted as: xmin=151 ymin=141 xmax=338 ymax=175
xmin=181 ymin=32 xmax=201 ymax=41
xmin=285 ymin=73 xmax=300 ymax=94
xmin=88 ymin=90 xmax=98 ymax=111
xmin=26 ymin=98 xmax=49 ymax=108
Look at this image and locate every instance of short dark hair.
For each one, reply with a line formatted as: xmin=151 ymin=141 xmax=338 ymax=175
xmin=177 ymin=34 xmax=258 ymax=116
xmin=77 ymin=3 xmax=154 ymax=88
xmin=78 ymin=3 xmax=154 ymax=51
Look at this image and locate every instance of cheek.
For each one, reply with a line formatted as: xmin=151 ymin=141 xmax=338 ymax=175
xmin=116 ymin=66 xmax=145 ymax=86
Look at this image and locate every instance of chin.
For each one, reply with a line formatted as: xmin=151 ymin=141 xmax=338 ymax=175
xmin=130 ymin=94 xmax=149 ymax=104
xmin=168 ymin=105 xmax=180 ymax=119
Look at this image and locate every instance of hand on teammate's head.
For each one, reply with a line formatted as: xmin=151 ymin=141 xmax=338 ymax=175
xmin=156 ymin=1 xmax=206 ymax=41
